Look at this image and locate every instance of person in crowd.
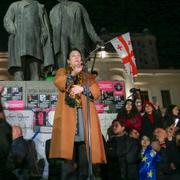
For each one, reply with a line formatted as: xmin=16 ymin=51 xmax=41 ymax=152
xmin=153 ymin=125 xmax=180 ymax=180
xmin=49 ymin=0 xmax=102 ymax=68
xmin=6 ymin=125 xmax=44 ymax=180
xmin=3 ymin=0 xmax=54 ymax=80
xmin=127 ymin=128 xmax=141 ymax=180
xmin=139 ymin=135 xmax=161 ymax=180
xmin=164 ymin=104 xmax=180 ymax=128
xmin=140 ymin=135 xmax=151 ymax=158
xmin=0 ymin=86 xmax=16 ymax=179
xmin=49 ymin=48 xmax=106 ymax=180
xmin=172 ymin=129 xmax=180 ymax=175
xmin=116 ymin=99 xmax=142 ymax=132
xmin=129 ymin=128 xmax=140 ymax=140
xmin=141 ymin=100 xmax=163 ymax=140
xmin=106 ymin=119 xmax=140 ymax=180
xmin=135 ymin=98 xmax=144 ymax=117
xmin=153 ymin=128 xmax=168 ymax=148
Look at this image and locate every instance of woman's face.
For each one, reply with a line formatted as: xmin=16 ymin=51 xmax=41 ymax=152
xmin=68 ymin=50 xmax=82 ymax=68
xmin=135 ymin=99 xmax=142 ymax=112
xmin=145 ymin=104 xmax=153 ymax=114
xmin=125 ymin=101 xmax=133 ymax=112
xmin=172 ymin=106 xmax=179 ymax=116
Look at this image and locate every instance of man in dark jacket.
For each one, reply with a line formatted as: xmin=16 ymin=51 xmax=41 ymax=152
xmin=6 ymin=125 xmax=44 ymax=180
xmin=106 ymin=119 xmax=140 ymax=180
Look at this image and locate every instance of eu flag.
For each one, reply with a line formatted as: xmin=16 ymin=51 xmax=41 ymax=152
xmin=139 ymin=145 xmax=160 ymax=180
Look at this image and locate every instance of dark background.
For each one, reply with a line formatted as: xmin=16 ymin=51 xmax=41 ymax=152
xmin=1 ymin=0 xmax=180 ymax=68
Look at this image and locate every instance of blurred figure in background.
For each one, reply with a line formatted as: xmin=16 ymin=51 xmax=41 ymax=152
xmin=164 ymin=104 xmax=180 ymax=128
xmin=0 ymin=86 xmax=16 ymax=179
xmin=106 ymin=119 xmax=140 ymax=180
xmin=135 ymin=98 xmax=144 ymax=117
xmin=6 ymin=125 xmax=44 ymax=180
xmin=141 ymin=101 xmax=163 ymax=140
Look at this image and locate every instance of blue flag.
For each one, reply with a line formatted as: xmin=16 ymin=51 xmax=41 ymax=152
xmin=139 ymin=145 xmax=161 ymax=180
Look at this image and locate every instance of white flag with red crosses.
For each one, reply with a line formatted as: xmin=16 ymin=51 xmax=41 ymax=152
xmin=110 ymin=32 xmax=138 ymax=77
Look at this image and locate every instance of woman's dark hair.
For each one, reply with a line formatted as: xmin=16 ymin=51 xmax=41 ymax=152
xmin=117 ymin=99 xmax=139 ymax=119
xmin=163 ymin=104 xmax=179 ymax=128
xmin=67 ymin=48 xmax=82 ymax=60
xmin=164 ymin=104 xmax=178 ymax=117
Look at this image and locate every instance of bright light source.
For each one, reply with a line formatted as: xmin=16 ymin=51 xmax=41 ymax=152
xmin=98 ymin=45 xmax=108 ymax=58
xmin=100 ymin=50 xmax=107 ymax=58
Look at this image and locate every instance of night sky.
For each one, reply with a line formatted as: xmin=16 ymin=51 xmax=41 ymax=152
xmin=1 ymin=0 xmax=180 ymax=68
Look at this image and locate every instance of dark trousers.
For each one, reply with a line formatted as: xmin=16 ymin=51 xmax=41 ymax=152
xmin=48 ymin=142 xmax=88 ymax=180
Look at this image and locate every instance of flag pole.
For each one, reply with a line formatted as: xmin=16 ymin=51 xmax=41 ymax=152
xmin=86 ymin=40 xmax=111 ymax=73
xmin=88 ymin=40 xmax=111 ymax=56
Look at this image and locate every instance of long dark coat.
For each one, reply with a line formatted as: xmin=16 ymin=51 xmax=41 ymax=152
xmin=49 ymin=68 xmax=106 ymax=164
xmin=3 ymin=0 xmax=54 ymax=74
xmin=49 ymin=0 xmax=101 ymax=68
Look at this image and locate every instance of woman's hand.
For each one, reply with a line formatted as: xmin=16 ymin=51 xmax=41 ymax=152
xmin=70 ymin=85 xmax=83 ymax=95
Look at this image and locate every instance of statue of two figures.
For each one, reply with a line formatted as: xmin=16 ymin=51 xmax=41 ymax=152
xmin=4 ymin=0 xmax=102 ymax=81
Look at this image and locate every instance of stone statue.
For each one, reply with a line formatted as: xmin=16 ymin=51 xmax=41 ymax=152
xmin=3 ymin=0 xmax=54 ymax=81
xmin=50 ymin=0 xmax=102 ymax=68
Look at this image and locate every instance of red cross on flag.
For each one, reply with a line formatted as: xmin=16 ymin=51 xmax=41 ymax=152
xmin=110 ymin=32 xmax=138 ymax=77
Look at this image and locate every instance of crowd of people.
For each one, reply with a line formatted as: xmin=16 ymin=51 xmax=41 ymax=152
xmin=1 ymin=92 xmax=180 ymax=180
xmin=104 ymin=98 xmax=180 ymax=180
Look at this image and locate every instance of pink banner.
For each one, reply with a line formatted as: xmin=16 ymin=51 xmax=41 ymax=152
xmin=7 ymin=100 xmax=25 ymax=110
xmin=95 ymin=103 xmax=104 ymax=113
xmin=98 ymin=81 xmax=113 ymax=91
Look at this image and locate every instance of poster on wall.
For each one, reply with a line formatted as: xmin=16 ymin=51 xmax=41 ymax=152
xmin=50 ymin=95 xmax=58 ymax=109
xmin=1 ymin=86 xmax=23 ymax=102
xmin=1 ymin=86 xmax=24 ymax=110
xmin=4 ymin=110 xmax=34 ymax=139
xmin=113 ymin=81 xmax=125 ymax=112
xmin=27 ymin=94 xmax=39 ymax=108
xmin=39 ymin=94 xmax=51 ymax=109
xmin=95 ymin=81 xmax=125 ymax=113
xmin=27 ymin=94 xmax=57 ymax=134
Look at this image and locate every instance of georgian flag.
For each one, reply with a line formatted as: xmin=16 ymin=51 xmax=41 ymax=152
xmin=110 ymin=32 xmax=138 ymax=77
